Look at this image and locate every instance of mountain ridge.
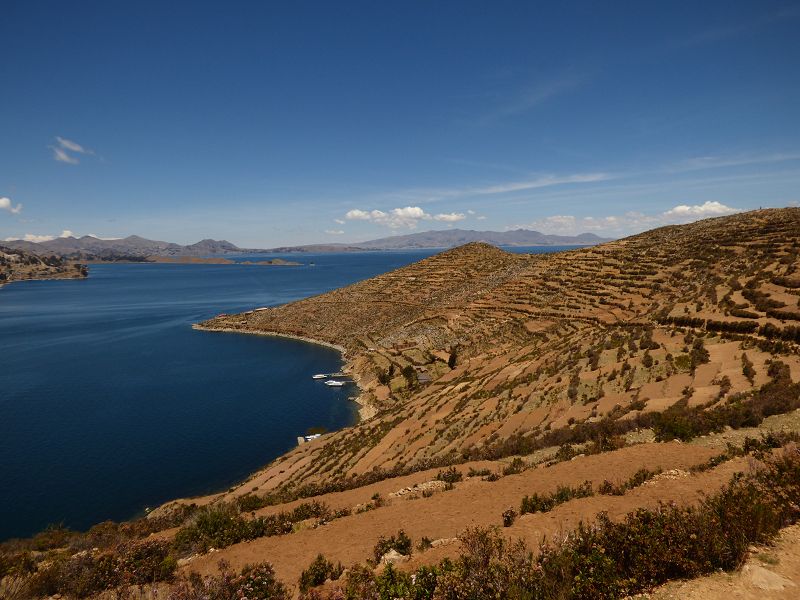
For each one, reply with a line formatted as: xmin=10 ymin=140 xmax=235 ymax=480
xmin=1 ymin=228 xmax=611 ymax=259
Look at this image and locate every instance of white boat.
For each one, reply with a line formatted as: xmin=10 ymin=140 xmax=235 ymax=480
xmin=324 ymin=380 xmax=345 ymax=387
xmin=312 ymin=374 xmax=327 ymax=380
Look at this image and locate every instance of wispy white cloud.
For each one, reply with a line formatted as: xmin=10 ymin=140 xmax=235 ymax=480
xmin=665 ymin=153 xmax=800 ymax=174
xmin=345 ymin=206 xmax=467 ymax=229
xmin=50 ymin=136 xmax=94 ymax=165
xmin=521 ymin=201 xmax=741 ymax=237
xmin=51 ymin=146 xmax=80 ymax=164
xmin=0 ymin=196 xmax=23 ymax=214
xmin=324 ymin=229 xmax=345 ymax=235
xmin=674 ymin=6 xmax=800 ymax=49
xmin=469 ymin=173 xmax=612 ymax=195
xmin=376 ymin=172 xmax=614 ymax=205
xmin=478 ymin=73 xmax=586 ymax=124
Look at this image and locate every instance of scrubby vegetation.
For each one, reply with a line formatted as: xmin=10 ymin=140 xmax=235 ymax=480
xmin=372 ymin=530 xmax=412 ymax=564
xmin=298 ymin=554 xmax=343 ymax=592
xmin=173 ymin=501 xmax=331 ymax=554
xmin=167 ymin=560 xmax=289 ymax=600
xmin=301 ymin=443 xmax=800 ymax=599
xmin=520 ymin=481 xmax=594 ymax=514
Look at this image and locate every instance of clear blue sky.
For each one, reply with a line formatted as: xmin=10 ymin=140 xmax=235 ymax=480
xmin=2 ymin=1 xmax=799 ymax=246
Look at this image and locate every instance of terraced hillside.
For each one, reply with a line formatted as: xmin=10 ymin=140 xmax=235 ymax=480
xmin=197 ymin=208 xmax=800 ymax=500
xmin=0 ymin=245 xmax=87 ymax=286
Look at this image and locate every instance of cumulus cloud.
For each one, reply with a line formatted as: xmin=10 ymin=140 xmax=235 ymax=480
xmin=5 ymin=233 xmax=56 ymax=243
xmin=4 ymin=230 xmax=114 ymax=243
xmin=662 ymin=200 xmax=739 ymax=217
xmin=0 ymin=197 xmax=23 ymax=214
xmin=344 ymin=206 xmax=466 ymax=229
xmin=522 ymin=202 xmax=741 ymax=237
xmin=50 ymin=136 xmax=93 ymax=164
xmin=433 ymin=212 xmax=466 ymax=222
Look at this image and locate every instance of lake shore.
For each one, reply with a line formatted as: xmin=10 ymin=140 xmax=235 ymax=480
xmin=191 ymin=323 xmax=375 ymax=421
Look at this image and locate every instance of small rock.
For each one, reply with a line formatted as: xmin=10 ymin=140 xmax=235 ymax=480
xmin=177 ymin=556 xmax=196 ymax=567
xmin=380 ymin=549 xmax=410 ymax=564
xmin=744 ymin=564 xmax=796 ymax=591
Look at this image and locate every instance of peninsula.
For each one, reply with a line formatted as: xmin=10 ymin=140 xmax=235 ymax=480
xmin=0 ymin=245 xmax=87 ymax=287
xmin=4 ymin=208 xmax=800 ymax=599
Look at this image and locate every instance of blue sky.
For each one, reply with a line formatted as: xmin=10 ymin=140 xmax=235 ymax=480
xmin=1 ymin=1 xmax=799 ymax=246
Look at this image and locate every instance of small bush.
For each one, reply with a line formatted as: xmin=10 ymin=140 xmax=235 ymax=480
xmin=502 ymin=508 xmax=517 ymax=527
xmin=502 ymin=457 xmax=526 ymax=475
xmin=373 ymin=530 xmax=412 ymax=563
xmin=435 ymin=466 xmax=463 ymax=484
xmin=299 ymin=554 xmax=343 ymax=592
xmin=598 ymin=467 xmax=662 ymax=495
xmin=520 ymin=480 xmax=594 ymax=514
xmin=467 ymin=467 xmax=491 ymax=477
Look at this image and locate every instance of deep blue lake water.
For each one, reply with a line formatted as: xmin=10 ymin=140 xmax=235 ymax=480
xmin=0 ymin=246 xmax=574 ymax=541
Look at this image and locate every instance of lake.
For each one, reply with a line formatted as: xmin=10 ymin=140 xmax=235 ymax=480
xmin=0 ymin=246 xmax=574 ymax=540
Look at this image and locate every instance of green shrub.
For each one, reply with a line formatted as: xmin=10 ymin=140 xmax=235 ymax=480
xmin=502 ymin=508 xmax=517 ymax=527
xmin=373 ymin=530 xmax=412 ymax=563
xmin=466 ymin=467 xmax=491 ymax=477
xmin=598 ymin=467 xmax=661 ymax=496
xmin=502 ymin=457 xmax=526 ymax=475
xmin=167 ymin=559 xmax=287 ymax=600
xmin=299 ymin=554 xmax=343 ymax=592
xmin=174 ymin=501 xmax=331 ymax=554
xmin=520 ymin=480 xmax=594 ymax=514
xmin=435 ymin=467 xmax=463 ymax=484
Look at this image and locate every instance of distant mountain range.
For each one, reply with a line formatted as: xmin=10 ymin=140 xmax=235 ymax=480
xmin=3 ymin=229 xmax=612 ymax=259
xmin=2 ymin=235 xmax=243 ymax=260
xmin=268 ymin=229 xmax=613 ymax=252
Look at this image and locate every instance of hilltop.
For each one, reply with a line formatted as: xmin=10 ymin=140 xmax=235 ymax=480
xmin=0 ymin=245 xmax=87 ymax=286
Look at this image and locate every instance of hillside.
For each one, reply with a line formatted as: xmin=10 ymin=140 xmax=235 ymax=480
xmin=0 ymin=245 xmax=87 ymax=285
xmin=198 ymin=208 xmax=800 ymax=492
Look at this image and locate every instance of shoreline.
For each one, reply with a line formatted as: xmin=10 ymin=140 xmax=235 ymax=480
xmin=0 ymin=273 xmax=87 ymax=290
xmin=191 ymin=323 xmax=375 ymax=421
